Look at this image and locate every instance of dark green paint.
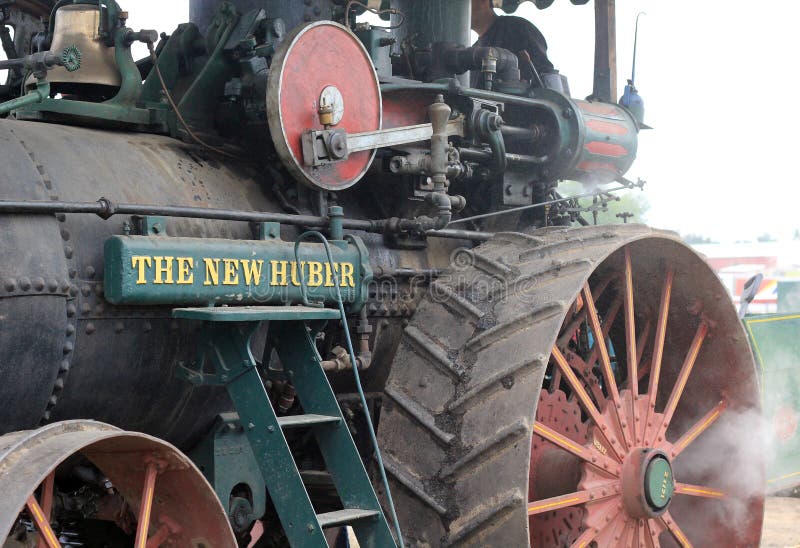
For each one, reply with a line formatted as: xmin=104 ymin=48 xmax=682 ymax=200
xmin=174 ymin=308 xmax=396 ymax=547
xmin=189 ymin=412 xmax=267 ymax=527
xmin=104 ymin=234 xmax=371 ymax=309
xmin=644 ymin=457 xmax=673 ymax=510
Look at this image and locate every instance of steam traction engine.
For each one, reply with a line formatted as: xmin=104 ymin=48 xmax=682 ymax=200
xmin=0 ymin=0 xmax=763 ymax=546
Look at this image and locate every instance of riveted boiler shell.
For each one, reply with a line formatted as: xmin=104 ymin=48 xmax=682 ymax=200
xmin=0 ymin=120 xmax=273 ymax=446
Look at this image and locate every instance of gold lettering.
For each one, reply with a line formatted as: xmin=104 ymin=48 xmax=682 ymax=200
xmin=176 ymin=257 xmax=194 ymax=285
xmin=290 ymin=261 xmax=306 ymax=287
xmin=270 ymin=260 xmax=289 ymax=286
xmin=153 ymin=256 xmax=174 ymax=284
xmin=340 ymin=262 xmax=355 ymax=288
xmin=223 ymin=259 xmax=239 ymax=285
xmin=131 ymin=256 xmax=152 ymax=285
xmin=240 ymin=259 xmax=264 ymax=286
xmin=307 ymin=262 xmax=323 ymax=287
xmin=324 ymin=262 xmax=339 ymax=287
xmin=204 ymin=258 xmax=220 ymax=286
xmin=592 ymin=437 xmax=608 ymax=455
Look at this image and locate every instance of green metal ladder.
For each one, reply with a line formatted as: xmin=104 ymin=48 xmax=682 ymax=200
xmin=173 ymin=305 xmax=397 ymax=548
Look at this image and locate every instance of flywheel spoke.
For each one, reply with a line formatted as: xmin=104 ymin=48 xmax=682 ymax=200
xmin=660 ymin=511 xmax=694 ymax=548
xmin=652 ymin=322 xmax=708 ymax=445
xmin=25 ymin=495 xmax=61 ymax=548
xmin=674 ymin=482 xmax=726 ymax=499
xmin=671 ymin=400 xmax=727 ymax=458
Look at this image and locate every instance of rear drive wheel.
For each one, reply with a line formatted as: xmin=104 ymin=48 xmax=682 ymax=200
xmin=377 ymin=225 xmax=764 ymax=547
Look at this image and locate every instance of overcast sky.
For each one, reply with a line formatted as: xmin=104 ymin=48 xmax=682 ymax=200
xmin=126 ymin=1 xmax=800 ymax=243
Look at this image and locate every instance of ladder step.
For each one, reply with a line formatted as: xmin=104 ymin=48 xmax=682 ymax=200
xmin=277 ymin=414 xmax=341 ymax=428
xmin=316 ymin=509 xmax=381 ymax=529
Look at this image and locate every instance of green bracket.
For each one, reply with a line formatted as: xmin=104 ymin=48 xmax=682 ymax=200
xmin=133 ymin=215 xmax=167 ymax=236
xmin=189 ymin=412 xmax=267 ymax=533
xmin=0 ymin=80 xmax=49 ymax=116
xmin=173 ymin=306 xmax=396 ymax=547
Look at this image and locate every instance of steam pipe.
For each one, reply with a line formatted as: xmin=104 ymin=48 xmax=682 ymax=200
xmin=0 ymin=199 xmax=493 ymax=241
xmin=444 ymin=46 xmax=522 ymax=85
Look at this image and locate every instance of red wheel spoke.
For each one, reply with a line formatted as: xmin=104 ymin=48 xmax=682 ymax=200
xmin=533 ymin=421 xmax=620 ymax=476
xmin=623 ymin=247 xmax=638 ymax=400
xmin=583 ymin=283 xmax=628 ymax=451
xmin=583 ymin=284 xmax=622 ymax=407
xmin=653 ymin=322 xmax=708 ymax=444
xmin=623 ymin=248 xmax=639 ymax=446
xmin=528 ymin=491 xmax=590 ymax=515
xmin=674 ymin=482 xmax=726 ymax=499
xmin=584 ymin=294 xmax=623 ymax=369
xmin=595 ymin=510 xmax=628 ymax=546
xmin=135 ymin=461 xmax=160 ymax=548
xmin=636 ymin=318 xmax=652 ymax=374
xmin=671 ymin=400 xmax=727 ymax=457
xmin=552 ymin=346 xmax=623 ymax=457
xmin=618 ymin=520 xmax=637 ymax=547
xmin=640 ymin=519 xmax=659 ymax=548
xmin=570 ymin=506 xmax=622 ymax=548
xmin=661 ymin=511 xmax=694 ymax=548
xmin=645 ymin=267 xmax=674 ymax=441
xmin=527 ymin=485 xmax=616 ymax=516
xmin=36 ymin=472 xmax=55 ymax=548
xmin=551 ymin=366 xmax=563 ymax=392
xmin=557 ymin=275 xmax=618 ymax=348
xmin=25 ymin=496 xmax=61 ymax=548
xmin=647 ymin=267 xmax=674 ymax=397
xmin=564 ymin=351 xmax=606 ymax=407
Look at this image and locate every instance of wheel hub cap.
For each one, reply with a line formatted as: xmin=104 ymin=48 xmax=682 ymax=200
xmin=621 ymin=448 xmax=675 ymax=518
xmin=644 ymin=455 xmax=674 ymax=511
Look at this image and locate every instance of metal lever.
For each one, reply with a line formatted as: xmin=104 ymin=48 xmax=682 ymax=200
xmin=302 ymin=119 xmax=464 ymax=167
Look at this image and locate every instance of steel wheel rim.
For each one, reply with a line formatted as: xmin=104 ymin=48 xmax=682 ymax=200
xmin=528 ymin=240 xmax=764 ymax=547
xmin=1 ymin=421 xmax=236 ymax=547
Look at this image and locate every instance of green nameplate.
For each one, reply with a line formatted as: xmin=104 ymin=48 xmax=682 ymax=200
xmin=104 ymin=235 xmax=370 ymax=307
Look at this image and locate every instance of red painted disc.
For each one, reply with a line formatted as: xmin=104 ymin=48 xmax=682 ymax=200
xmin=267 ymin=21 xmax=382 ymax=191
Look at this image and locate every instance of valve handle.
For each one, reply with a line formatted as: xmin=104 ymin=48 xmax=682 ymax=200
xmin=60 ymin=44 xmax=81 ymax=73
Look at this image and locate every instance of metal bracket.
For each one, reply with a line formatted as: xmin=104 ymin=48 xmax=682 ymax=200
xmin=301 ymin=119 xmax=465 ymax=167
xmin=188 ymin=412 xmax=266 ymax=535
xmin=132 ymin=215 xmax=167 ymax=236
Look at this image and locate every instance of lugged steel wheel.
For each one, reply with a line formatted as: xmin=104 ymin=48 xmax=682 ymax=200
xmin=377 ymin=225 xmax=764 ymax=547
xmin=1 ymin=420 xmax=236 ymax=547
